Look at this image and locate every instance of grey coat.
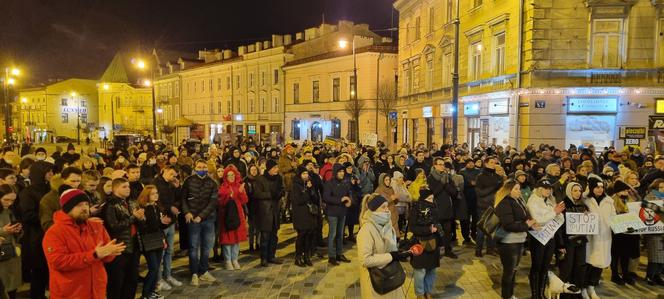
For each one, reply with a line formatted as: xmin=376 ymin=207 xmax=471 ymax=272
xmin=0 ymin=209 xmax=22 ymax=292
xmin=357 ymin=218 xmax=405 ymax=299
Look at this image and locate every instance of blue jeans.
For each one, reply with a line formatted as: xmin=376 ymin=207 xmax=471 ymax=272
xmin=160 ymin=225 xmax=175 ymax=279
xmin=222 ymin=244 xmax=240 ymax=261
xmin=187 ymin=217 xmax=216 ymax=275
xmin=327 ymin=215 xmax=346 ymax=258
xmin=260 ymin=231 xmax=278 ymax=261
xmin=413 ymin=268 xmax=437 ymax=296
xmin=143 ymin=249 xmax=163 ymax=298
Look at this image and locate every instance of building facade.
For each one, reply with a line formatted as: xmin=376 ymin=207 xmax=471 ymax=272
xmin=395 ymin=0 xmax=664 ymax=151
xmin=17 ymin=78 xmax=99 ymax=143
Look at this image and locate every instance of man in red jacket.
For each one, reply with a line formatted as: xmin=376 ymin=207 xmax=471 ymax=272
xmin=42 ymin=189 xmax=126 ymax=299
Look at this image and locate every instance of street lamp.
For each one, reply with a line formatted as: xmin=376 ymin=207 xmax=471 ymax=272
xmin=71 ymin=91 xmax=82 ymax=145
xmin=133 ymin=57 xmax=158 ymax=139
xmin=3 ymin=67 xmax=21 ymax=144
xmin=338 ymin=37 xmax=359 ymax=143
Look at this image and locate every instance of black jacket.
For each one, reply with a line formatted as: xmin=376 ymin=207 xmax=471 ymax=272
xmin=322 ymin=164 xmax=352 ymax=217
xmin=427 ymin=170 xmax=457 ymax=221
xmin=137 ymin=204 xmax=168 ymax=250
xmin=152 ymin=175 xmax=180 ymax=221
xmin=129 ymin=180 xmax=144 ymax=202
xmin=411 ymin=160 xmax=431 ymax=177
xmin=17 ymin=161 xmax=53 ymax=268
xmin=181 ymin=174 xmax=218 ymax=220
xmin=561 ymin=196 xmax=589 ymax=246
xmin=254 ymin=173 xmax=284 ymax=232
xmin=290 ymin=176 xmax=318 ymax=231
xmin=475 ymin=168 xmax=503 ymax=211
xmin=140 ymin=164 xmax=160 ymax=185
xmin=102 ymin=195 xmax=138 ymax=254
xmin=409 ymin=199 xmax=440 ymax=269
xmin=494 ymin=196 xmax=530 ymax=233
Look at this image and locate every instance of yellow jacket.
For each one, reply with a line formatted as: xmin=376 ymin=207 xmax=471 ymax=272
xmin=408 ymin=175 xmax=427 ymax=201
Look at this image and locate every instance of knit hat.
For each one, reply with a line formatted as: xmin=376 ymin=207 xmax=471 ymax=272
xmin=514 ymin=170 xmax=528 ymax=180
xmin=60 ymin=189 xmax=90 ymax=213
xmin=612 ymin=180 xmax=631 ymax=195
xmin=367 ymin=195 xmax=387 ymax=212
xmin=35 ymin=147 xmax=47 ymax=155
xmin=587 ymin=174 xmax=604 ymax=192
xmin=419 ymin=188 xmax=433 ymax=200
xmin=536 ymin=178 xmax=553 ymax=189
xmin=266 ymin=159 xmax=278 ymax=172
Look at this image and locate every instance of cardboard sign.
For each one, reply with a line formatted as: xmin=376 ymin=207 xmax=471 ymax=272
xmin=324 ymin=137 xmax=339 ymax=147
xmin=626 ymin=200 xmax=664 ymax=234
xmin=529 ymin=216 xmax=564 ymax=245
xmin=565 ymin=212 xmax=599 ymax=235
xmin=361 ymin=132 xmax=378 ymax=147
xmin=610 ymin=212 xmax=647 ymax=234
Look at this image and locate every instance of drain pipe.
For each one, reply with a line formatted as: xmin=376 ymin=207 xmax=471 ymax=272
xmin=515 ymin=0 xmax=525 ymax=149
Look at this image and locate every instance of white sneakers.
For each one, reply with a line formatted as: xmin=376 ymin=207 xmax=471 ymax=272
xmin=190 ymin=274 xmax=199 ymax=286
xmin=225 ymin=261 xmax=235 ymax=271
xmin=166 ymin=276 xmax=183 ymax=287
xmin=156 ymin=280 xmax=171 ymax=291
xmin=581 ymin=288 xmax=590 ymax=299
xmin=199 ymin=271 xmax=217 ymax=282
xmin=232 ymin=260 xmax=241 ymax=270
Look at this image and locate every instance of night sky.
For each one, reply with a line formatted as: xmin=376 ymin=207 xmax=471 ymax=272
xmin=1 ymin=0 xmax=397 ymax=85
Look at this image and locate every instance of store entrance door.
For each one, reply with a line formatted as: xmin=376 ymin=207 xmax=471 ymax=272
xmin=467 ymin=117 xmax=480 ymax=150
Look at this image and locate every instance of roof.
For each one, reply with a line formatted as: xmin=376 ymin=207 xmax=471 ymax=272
xmin=99 ymin=52 xmax=148 ymax=84
xmin=152 ymin=49 xmax=196 ymax=67
xmin=283 ymin=45 xmax=397 ymax=68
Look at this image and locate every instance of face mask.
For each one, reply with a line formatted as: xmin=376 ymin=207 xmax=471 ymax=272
xmin=148 ymin=159 xmax=156 ymax=165
xmin=36 ymin=156 xmax=46 ymax=161
xmin=195 ymin=170 xmax=208 ymax=177
xmin=371 ymin=211 xmax=391 ymax=225
xmin=117 ymin=158 xmax=125 ymax=163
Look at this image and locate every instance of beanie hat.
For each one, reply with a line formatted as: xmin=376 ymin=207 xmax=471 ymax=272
xmin=35 ymin=147 xmax=47 ymax=155
xmin=60 ymin=189 xmax=90 ymax=213
xmin=367 ymin=195 xmax=387 ymax=212
xmin=67 ymin=143 xmax=75 ymax=151
xmin=514 ymin=170 xmax=528 ymax=180
xmin=419 ymin=188 xmax=433 ymax=201
xmin=266 ymin=159 xmax=278 ymax=172
xmin=587 ymin=174 xmax=604 ymax=192
xmin=612 ymin=180 xmax=631 ymax=195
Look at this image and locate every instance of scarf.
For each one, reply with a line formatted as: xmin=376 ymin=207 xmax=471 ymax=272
xmin=429 ymin=168 xmax=449 ymax=184
xmin=365 ymin=211 xmax=398 ymax=252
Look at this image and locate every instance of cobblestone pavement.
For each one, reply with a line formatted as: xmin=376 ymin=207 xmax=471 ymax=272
xmin=152 ymin=224 xmax=663 ymax=299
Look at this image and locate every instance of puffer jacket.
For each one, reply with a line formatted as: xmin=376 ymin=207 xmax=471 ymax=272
xmin=254 ymin=172 xmax=284 ymax=232
xmin=102 ymin=195 xmax=138 ymax=254
xmin=322 ymin=164 xmax=352 ymax=217
xmin=181 ymin=174 xmax=218 ymax=220
xmin=475 ymin=167 xmax=503 ymax=211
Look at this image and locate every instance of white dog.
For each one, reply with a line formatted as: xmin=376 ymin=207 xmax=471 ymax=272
xmin=545 ymin=271 xmax=581 ymax=299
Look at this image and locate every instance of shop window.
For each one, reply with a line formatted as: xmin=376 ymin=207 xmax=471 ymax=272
xmin=331 ymin=119 xmax=341 ymax=138
xmin=590 ymin=19 xmax=624 ymax=68
xmin=493 ymin=32 xmax=506 ymax=76
xmin=291 ymin=120 xmax=300 ymax=140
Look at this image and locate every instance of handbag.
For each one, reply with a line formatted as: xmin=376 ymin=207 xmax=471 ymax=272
xmin=0 ymin=242 xmax=17 ymax=262
xmin=138 ymin=231 xmax=165 ymax=252
xmin=306 ymin=203 xmax=319 ymax=216
xmin=368 ymin=258 xmax=406 ymax=295
xmin=478 ymin=206 xmax=501 ymax=237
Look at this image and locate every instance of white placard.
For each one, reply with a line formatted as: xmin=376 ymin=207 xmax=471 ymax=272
xmin=529 ymin=216 xmax=564 ymax=245
xmin=361 ymin=132 xmax=377 ymax=147
xmin=610 ymin=212 xmax=647 ymax=234
xmin=565 ymin=212 xmax=599 ymax=235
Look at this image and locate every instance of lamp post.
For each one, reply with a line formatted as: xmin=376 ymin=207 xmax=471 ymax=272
xmin=338 ymin=37 xmax=359 ymax=143
xmin=71 ymin=92 xmax=81 ymax=145
xmin=134 ymin=58 xmax=158 ymax=139
xmin=3 ymin=67 xmax=20 ymax=143
xmin=20 ymin=97 xmax=32 ymax=142
xmin=451 ymin=0 xmax=460 ymax=144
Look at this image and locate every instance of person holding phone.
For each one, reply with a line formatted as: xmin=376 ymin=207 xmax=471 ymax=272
xmin=0 ymin=185 xmax=22 ymax=299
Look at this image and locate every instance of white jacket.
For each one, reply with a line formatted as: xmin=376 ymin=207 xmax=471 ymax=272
xmin=584 ymin=194 xmax=616 ymax=268
xmin=527 ymin=191 xmax=561 ymax=225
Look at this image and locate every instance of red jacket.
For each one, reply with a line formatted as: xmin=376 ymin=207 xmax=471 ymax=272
xmin=42 ymin=210 xmax=115 ymax=299
xmin=218 ymin=166 xmax=248 ymax=245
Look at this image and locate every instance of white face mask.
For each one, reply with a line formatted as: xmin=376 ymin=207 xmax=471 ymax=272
xmin=148 ymin=159 xmax=156 ymax=165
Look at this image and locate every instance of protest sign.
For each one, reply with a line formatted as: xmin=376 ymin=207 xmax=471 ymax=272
xmin=361 ymin=133 xmax=378 ymax=147
xmin=626 ymin=200 xmax=664 ymax=234
xmin=565 ymin=212 xmax=599 ymax=235
xmin=529 ymin=216 xmax=564 ymax=245
xmin=610 ymin=212 xmax=647 ymax=234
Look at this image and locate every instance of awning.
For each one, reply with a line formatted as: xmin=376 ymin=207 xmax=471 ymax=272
xmin=173 ymin=117 xmax=194 ymax=127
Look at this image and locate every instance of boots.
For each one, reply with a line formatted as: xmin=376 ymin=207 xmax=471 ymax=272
xmin=303 ymin=253 xmax=313 ymax=266
xmin=529 ymin=273 xmax=541 ymax=299
xmin=295 ymin=253 xmax=305 ymax=267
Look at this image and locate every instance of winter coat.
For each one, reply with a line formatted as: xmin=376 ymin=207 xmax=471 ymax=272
xmin=42 ymin=211 xmax=115 ymax=299
xmin=278 ymin=152 xmax=297 ymax=191
xmin=358 ymin=167 xmax=376 ymax=195
xmin=475 ymin=168 xmax=503 ymax=211
xmin=584 ymin=193 xmax=616 ymax=268
xmin=140 ymin=164 xmax=160 ymax=185
xmin=217 ymin=167 xmax=248 ymax=245
xmin=561 ymin=191 xmax=590 ymax=246
xmin=290 ymin=176 xmax=319 ymax=231
xmin=526 ymin=190 xmax=560 ymax=225
xmin=152 ymin=175 xmax=180 ymax=221
xmin=408 ymin=199 xmax=440 ymax=269
xmin=136 ymin=204 xmax=167 ymax=252
xmin=322 ymin=164 xmax=352 ymax=218
xmin=0 ymin=208 xmax=22 ymax=292
xmin=427 ymin=170 xmax=457 ymax=221
xmin=39 ymin=188 xmax=60 ymax=231
xmin=459 ymin=167 xmax=480 ymax=210
xmin=494 ymin=196 xmax=531 ymax=243
xmin=102 ymin=195 xmax=138 ymax=254
xmin=181 ymin=174 xmax=218 ymax=220
xmin=253 ymin=173 xmax=284 ymax=232
xmin=450 ymin=172 xmax=467 ymax=221
xmin=375 ymin=174 xmax=399 ymax=235
xmin=17 ymin=160 xmax=52 ymax=269
xmin=407 ymin=174 xmax=427 ymax=201
xmin=357 ymin=216 xmax=405 ymax=299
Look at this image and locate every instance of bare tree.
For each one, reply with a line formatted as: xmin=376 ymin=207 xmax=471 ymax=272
xmin=345 ymin=98 xmax=365 ymax=143
xmin=377 ymin=82 xmax=397 ymax=146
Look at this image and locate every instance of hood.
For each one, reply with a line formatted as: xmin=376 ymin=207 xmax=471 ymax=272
xmin=333 ymin=163 xmax=345 ymax=180
xmin=221 ymin=165 xmax=243 ymax=187
xmin=378 ymin=173 xmax=390 ymax=187
xmin=565 ymin=182 xmax=583 ymax=203
xmin=29 ymin=161 xmax=54 ymax=188
xmin=392 ymin=171 xmax=403 ymax=180
xmin=357 ymin=155 xmax=370 ymax=167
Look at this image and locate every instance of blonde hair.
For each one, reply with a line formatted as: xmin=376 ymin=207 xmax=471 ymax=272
xmin=494 ymin=179 xmax=519 ymax=207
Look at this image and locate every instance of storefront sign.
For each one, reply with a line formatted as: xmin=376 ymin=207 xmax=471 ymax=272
xmin=624 ymin=139 xmax=640 ymax=146
xmin=62 ymin=107 xmax=88 ymax=114
xmin=565 ymin=213 xmax=599 ymax=235
xmin=440 ymin=104 xmax=454 ymax=117
xmin=620 ymin=127 xmax=646 ymax=139
xmin=535 ymin=100 xmax=546 ymax=108
xmin=464 ymin=102 xmax=480 ymax=116
xmin=625 ymin=201 xmax=664 ymax=234
xmin=567 ymin=97 xmax=618 ymax=113
xmin=422 ymin=106 xmax=432 ymax=118
xmin=488 ymin=99 xmax=509 ymax=115
xmin=649 ymin=116 xmax=664 ymax=130
xmin=529 ymin=216 xmax=564 ymax=245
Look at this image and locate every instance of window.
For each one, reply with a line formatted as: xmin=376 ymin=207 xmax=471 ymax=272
xmin=292 ymin=120 xmax=301 ymax=140
xmin=226 ymin=77 xmax=231 ymax=90
xmin=260 ymin=96 xmax=266 ymax=112
xmin=236 ymin=75 xmax=240 ymax=89
xmin=227 ymin=100 xmax=231 ymax=114
xmin=273 ymin=69 xmax=279 ymax=84
xmin=115 ymin=97 xmax=121 ymax=108
xmin=272 ymin=96 xmax=278 ymax=113
xmin=202 ymin=80 xmax=205 ymax=93
xmin=331 ymin=119 xmax=341 ymax=138
xmin=442 ymin=52 xmax=452 ymax=87
xmin=429 ymin=7 xmax=435 ymax=33
xmin=349 ymin=76 xmax=356 ymax=99
xmin=80 ymin=100 xmax=87 ymax=107
xmin=403 ymin=64 xmax=411 ymax=95
xmin=249 ymin=97 xmax=255 ymax=113
xmin=406 ymin=22 xmax=411 ymax=43
xmin=209 ymin=102 xmax=213 ymax=114
xmin=261 ymin=72 xmax=266 ymax=86
xmin=426 ymin=55 xmax=434 ymax=91
xmin=61 ymin=113 xmax=68 ymax=123
xmin=193 ymin=81 xmax=197 ymax=93
xmin=446 ymin=0 xmax=453 ymax=23
xmin=493 ymin=32 xmax=506 ymax=75
xmin=312 ymin=80 xmax=320 ymax=103
xmin=591 ymin=19 xmax=624 ymax=68
xmin=293 ymin=83 xmax=300 ymax=104
xmin=218 ymin=101 xmax=222 ymax=113
xmin=249 ymin=73 xmax=254 ymax=87
xmin=61 ymin=98 xmax=68 ymax=106
xmin=236 ymin=100 xmax=241 ymax=113
xmin=412 ymin=65 xmax=420 ymax=93
xmin=473 ymin=0 xmax=482 ymax=8
xmin=469 ymin=42 xmax=482 ymax=81
xmin=348 ymin=120 xmax=357 ymax=142
xmin=209 ymin=79 xmax=212 ymax=92
xmin=81 ymin=113 xmax=87 ymax=124
xmin=333 ymin=78 xmax=340 ymax=101
xmin=415 ymin=17 xmax=421 ymax=40
xmin=217 ymin=78 xmax=222 ymax=90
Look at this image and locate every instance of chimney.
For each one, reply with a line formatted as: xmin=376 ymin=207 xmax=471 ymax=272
xmin=255 ymin=42 xmax=262 ymax=51
xmin=283 ymin=34 xmax=292 ymax=45
xmin=238 ymin=45 xmax=247 ymax=55
xmin=223 ymin=50 xmax=232 ymax=59
xmin=272 ymin=35 xmax=284 ymax=47
xmin=295 ymin=32 xmax=303 ymax=40
xmin=247 ymin=44 xmax=255 ymax=52
xmin=263 ymin=41 xmax=271 ymax=49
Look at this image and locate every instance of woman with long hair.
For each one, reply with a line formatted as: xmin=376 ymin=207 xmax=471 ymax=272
xmin=245 ymin=164 xmax=260 ymax=253
xmin=494 ymin=179 xmax=538 ymax=299
xmin=136 ymin=185 xmax=171 ymax=299
xmin=559 ymin=182 xmax=589 ymax=298
xmin=375 ymin=173 xmax=399 ymax=237
xmin=609 ymin=179 xmax=640 ymax=285
xmin=0 ymin=184 xmax=21 ymax=299
xmin=217 ymin=165 xmax=248 ymax=270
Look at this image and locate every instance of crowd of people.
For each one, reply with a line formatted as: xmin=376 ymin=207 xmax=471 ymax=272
xmin=0 ymin=138 xmax=663 ymax=299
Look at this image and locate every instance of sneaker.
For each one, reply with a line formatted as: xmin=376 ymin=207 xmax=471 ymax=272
xmin=166 ymin=276 xmax=182 ymax=287
xmin=225 ymin=261 xmax=234 ymax=271
xmin=156 ymin=279 xmax=171 ymax=291
xmin=149 ymin=292 xmax=164 ymax=299
xmin=190 ymin=274 xmax=199 ymax=286
xmin=199 ymin=271 xmax=217 ymax=282
xmin=232 ymin=260 xmax=241 ymax=270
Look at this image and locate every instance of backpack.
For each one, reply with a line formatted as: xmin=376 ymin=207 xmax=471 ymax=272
xmin=224 ymin=199 xmax=241 ymax=231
